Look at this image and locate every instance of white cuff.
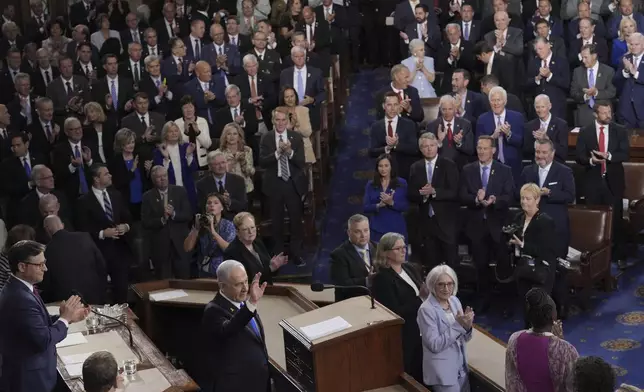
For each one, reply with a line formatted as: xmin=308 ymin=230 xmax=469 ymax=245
xmin=623 ymin=70 xmax=631 ymax=78
xmin=246 ymin=301 xmax=257 ymax=312
xmin=634 ymin=71 xmax=640 ymax=79
xmin=99 ymin=230 xmax=104 ymax=239
xmin=58 ymin=318 xmax=70 ymax=327
xmin=546 ymin=73 xmax=553 ymax=82
xmin=68 ymin=163 xmax=77 ymax=173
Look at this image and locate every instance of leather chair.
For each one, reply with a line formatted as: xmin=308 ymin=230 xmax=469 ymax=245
xmin=623 ymin=162 xmax=644 ymax=243
xmin=419 ymin=98 xmax=440 ymax=129
xmin=567 ymin=205 xmax=615 ymax=307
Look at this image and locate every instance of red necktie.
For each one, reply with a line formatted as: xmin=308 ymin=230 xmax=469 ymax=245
xmin=447 ymin=122 xmax=453 ymax=147
xmin=599 ymin=126 xmax=606 ymax=175
xmin=387 ymin=120 xmax=393 ymax=138
xmin=542 ymin=60 xmax=547 ymax=68
xmin=398 ymin=92 xmax=404 ymax=102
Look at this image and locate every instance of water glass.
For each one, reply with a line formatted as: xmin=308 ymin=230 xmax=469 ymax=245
xmin=123 ymin=359 xmax=137 ymax=376
xmin=85 ymin=315 xmax=100 ymax=330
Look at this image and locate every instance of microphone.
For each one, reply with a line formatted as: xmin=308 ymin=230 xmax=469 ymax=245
xmin=310 ymin=282 xmax=376 ymax=309
xmin=71 ymin=290 xmax=134 ymax=349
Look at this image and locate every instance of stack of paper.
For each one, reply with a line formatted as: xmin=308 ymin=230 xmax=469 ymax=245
xmin=149 ymin=290 xmax=188 ymax=302
xmin=300 ymin=316 xmax=352 ymax=340
xmin=56 ymin=333 xmax=88 ymax=348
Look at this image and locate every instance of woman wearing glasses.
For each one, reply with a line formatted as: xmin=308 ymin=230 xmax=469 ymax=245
xmin=372 ymin=232 xmax=426 ymax=382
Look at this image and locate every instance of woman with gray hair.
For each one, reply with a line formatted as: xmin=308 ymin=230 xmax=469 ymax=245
xmin=372 ymin=232 xmax=425 ymax=381
xmin=401 ymin=38 xmax=436 ymax=98
xmin=417 ymin=264 xmax=473 ymax=391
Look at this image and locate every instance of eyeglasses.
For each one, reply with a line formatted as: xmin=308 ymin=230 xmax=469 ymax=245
xmin=436 ymin=282 xmax=454 ymax=289
xmin=23 ymin=261 xmax=47 ymax=269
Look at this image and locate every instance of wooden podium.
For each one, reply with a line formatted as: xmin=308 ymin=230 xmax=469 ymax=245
xmin=279 ymin=296 xmax=411 ymax=392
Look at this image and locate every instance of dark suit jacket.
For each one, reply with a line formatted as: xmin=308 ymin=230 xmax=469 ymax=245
xmin=374 ymin=85 xmax=424 ymax=123
xmin=0 ymin=69 xmax=17 ymax=105
xmin=249 ymin=48 xmax=282 ymax=83
xmin=480 ymin=13 xmax=524 ymax=37
xmin=212 ymin=104 xmax=259 ymax=142
xmin=76 ymin=188 xmax=132 ymax=243
xmin=7 ymin=95 xmax=38 ymax=131
xmin=233 ymin=72 xmax=276 ymax=121
xmin=83 ymin=120 xmax=118 ymax=164
xmin=511 ymin=210 xmax=557 ymax=266
xmin=525 ymin=56 xmax=570 ymax=119
xmin=463 ymin=90 xmax=487 ymax=120
xmin=118 ymin=59 xmax=147 ymax=83
xmin=202 ymin=42 xmax=242 ymax=78
xmin=226 ymin=33 xmax=253 ymax=55
xmin=153 ymin=19 xmax=188 ymax=52
xmin=524 ymin=15 xmax=565 ymax=40
xmin=138 ymin=75 xmax=173 ymax=114
xmin=568 ymin=36 xmax=609 ymax=69
xmin=487 ymin=52 xmax=519 ymax=96
xmin=279 ymin=66 xmax=326 ymax=109
xmin=52 ymin=141 xmax=97 ymax=203
xmin=224 ymin=237 xmax=275 ymax=284
xmin=523 ymin=116 xmax=568 ymax=162
xmin=435 ymin=41 xmax=476 ymax=93
xmin=393 ymin=0 xmax=437 ymax=32
xmin=424 ymin=117 xmax=475 ymax=169
xmin=24 ymin=16 xmax=48 ymax=47
xmin=195 ymin=172 xmax=248 ymax=215
xmin=200 ymin=293 xmax=270 ymax=392
xmin=120 ymin=28 xmax=146 ymax=52
xmin=482 ymin=92 xmax=526 ymax=118
xmin=30 ymin=67 xmax=60 ymax=98
xmin=568 ymin=18 xmax=608 ymax=41
xmin=0 ymin=36 xmax=26 ymax=58
xmin=161 ymin=55 xmax=195 ymax=90
xmin=403 ymin=22 xmax=441 ymax=56
xmin=575 ymin=122 xmax=629 ymax=199
xmin=369 ymin=117 xmax=419 ymax=179
xmin=47 ymin=76 xmax=92 ymax=119
xmin=476 ymin=110 xmax=525 ymax=181
xmin=91 ymin=76 xmax=136 ymax=116
xmin=282 ymin=51 xmax=330 ymax=78
xmin=295 ymin=20 xmax=332 ymax=53
xmin=69 ymin=1 xmax=98 ymax=32
xmin=41 ymin=230 xmax=108 ymax=305
xmin=0 ymin=154 xmax=47 ymax=203
xmin=258 ymin=130 xmax=307 ymax=196
xmin=18 ymin=189 xmax=71 ymax=228
xmin=0 ymin=277 xmax=67 ymax=392
xmin=520 ymin=161 xmax=575 ymax=257
xmin=613 ymin=53 xmax=644 ymax=128
xmin=182 ymin=77 xmax=227 ymax=121
xmin=459 ymin=160 xmax=515 ymax=242
xmin=120 ymin=111 xmax=166 ymax=155
xmin=330 ymin=240 xmax=377 ymax=301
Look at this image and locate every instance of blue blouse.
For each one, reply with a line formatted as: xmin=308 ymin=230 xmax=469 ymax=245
xmin=401 ymin=56 xmax=437 ymax=98
xmin=125 ymin=158 xmax=143 ymax=204
xmin=363 ymin=178 xmax=409 ymax=242
xmin=198 ymin=219 xmax=237 ymax=275
xmin=611 ymin=39 xmax=628 ymax=69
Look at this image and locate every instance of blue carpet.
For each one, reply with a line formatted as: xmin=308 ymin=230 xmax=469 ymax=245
xmin=315 ymin=69 xmax=644 ymax=388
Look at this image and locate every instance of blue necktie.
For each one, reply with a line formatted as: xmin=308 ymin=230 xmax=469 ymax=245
xmin=296 ymin=70 xmax=305 ymax=102
xmin=110 ymin=80 xmax=118 ymax=110
xmin=496 ymin=116 xmax=505 ymax=163
xmin=464 ymin=22 xmax=470 ymax=41
xmin=75 ymin=145 xmax=89 ymax=194
xmin=155 ymin=79 xmax=161 ymax=88
xmin=426 ymin=161 xmax=434 ymax=217
xmin=241 ymin=303 xmax=261 ymax=337
xmin=588 ymin=68 xmax=595 ymax=108
xmin=481 ymin=166 xmax=489 ymax=189
xmin=23 ymin=157 xmax=31 ymax=178
xmin=103 ymin=190 xmax=113 ymax=221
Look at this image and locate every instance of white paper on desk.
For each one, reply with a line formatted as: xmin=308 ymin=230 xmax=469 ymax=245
xmin=65 ymin=363 xmax=83 ymax=378
xmin=47 ymin=306 xmax=60 ymax=316
xmin=61 ymin=351 xmax=95 ymax=365
xmin=149 ymin=289 xmax=189 ymax=302
xmin=567 ymin=247 xmax=582 ymax=262
xmin=300 ymin=316 xmax=351 ymax=340
xmin=570 ymin=127 xmax=580 ymax=134
xmin=56 ymin=332 xmax=88 ymax=348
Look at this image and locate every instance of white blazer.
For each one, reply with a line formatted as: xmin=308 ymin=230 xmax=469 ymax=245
xmin=175 ymin=116 xmax=212 ymax=167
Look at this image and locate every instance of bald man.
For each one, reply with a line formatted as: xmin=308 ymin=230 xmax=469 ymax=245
xmin=183 ymin=60 xmax=226 ymax=124
xmin=202 ymin=23 xmax=242 ymax=81
xmin=41 ymin=215 xmax=108 ymax=304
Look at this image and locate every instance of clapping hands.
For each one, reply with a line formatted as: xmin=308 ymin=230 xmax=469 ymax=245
xmin=379 ymin=190 xmax=394 ymax=207
xmin=270 ymin=252 xmax=288 ymax=271
xmin=455 ymin=306 xmax=474 ymax=330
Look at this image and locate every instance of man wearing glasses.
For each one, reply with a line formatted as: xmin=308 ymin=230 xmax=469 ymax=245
xmin=0 ymin=240 xmax=89 ymax=392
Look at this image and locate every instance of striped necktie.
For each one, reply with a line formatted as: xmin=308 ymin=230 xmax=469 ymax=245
xmin=103 ymin=190 xmax=113 ymax=221
xmin=279 ymin=135 xmax=290 ymax=181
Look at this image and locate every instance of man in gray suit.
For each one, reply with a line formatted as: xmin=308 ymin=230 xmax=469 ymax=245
xmin=46 ymin=56 xmax=91 ymax=121
xmin=120 ymin=92 xmax=165 ymax=155
xmin=570 ymin=44 xmax=616 ymax=128
xmin=561 ymin=0 xmax=611 ymax=20
xmin=483 ymin=11 xmax=523 ymax=59
xmin=141 ymin=166 xmax=192 ymax=279
xmin=238 ymin=0 xmax=267 ymax=36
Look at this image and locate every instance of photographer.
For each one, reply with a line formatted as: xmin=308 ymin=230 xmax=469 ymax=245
xmin=183 ymin=193 xmax=236 ymax=277
xmin=508 ymin=183 xmax=557 ymax=328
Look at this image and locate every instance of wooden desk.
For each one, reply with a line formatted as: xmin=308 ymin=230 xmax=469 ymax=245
xmin=468 ymin=327 xmax=506 ymax=391
xmin=568 ymin=129 xmax=644 ymax=162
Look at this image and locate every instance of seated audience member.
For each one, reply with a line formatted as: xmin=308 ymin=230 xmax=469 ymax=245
xmin=614 ymin=33 xmax=644 ymax=128
xmin=611 ymin=18 xmax=637 ymax=68
xmin=83 ymin=102 xmax=117 ymax=164
xmin=480 ymin=75 xmax=526 ymax=117
xmin=363 ymin=154 xmax=409 ymax=243
xmin=196 ymin=150 xmax=249 ymax=217
xmin=417 ymin=264 xmax=473 ymax=391
xmin=330 ymin=214 xmax=377 ymax=301
xmin=505 ymin=288 xmax=578 ymax=391
xmin=175 ymin=95 xmax=212 ymax=169
xmin=35 ymin=194 xmax=75 ymax=244
xmin=141 ymin=166 xmax=192 ymax=279
xmin=214 ymin=124 xmax=256 ymax=197
xmin=184 ymin=193 xmax=236 ymax=277
xmin=401 ymin=39 xmax=436 ymax=99
xmin=41 ymin=215 xmax=108 ymax=305
xmin=153 ymin=121 xmax=199 ymax=211
xmin=369 ymin=92 xmax=419 ymax=181
xmin=571 ymin=44 xmax=617 ymax=129
xmin=280 ymin=86 xmax=315 ymax=165
xmin=523 ymin=95 xmax=568 ymax=162
xmin=373 ymin=232 xmax=425 ymax=381
xmin=107 ymin=128 xmax=153 ymax=220
xmin=374 ymin=64 xmax=424 ymax=123
xmin=0 ymin=225 xmax=36 ymax=291
xmin=573 ymin=356 xmax=617 ymax=392
xmin=82 ymin=351 xmax=124 ymax=392
xmin=224 ymin=212 xmax=288 ymax=285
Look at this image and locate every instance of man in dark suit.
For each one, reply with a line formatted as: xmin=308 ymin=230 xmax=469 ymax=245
xmin=282 ymin=32 xmax=329 ymax=78
xmin=0 ymin=241 xmax=88 ymax=392
xmin=48 ymin=56 xmax=93 ymax=124
xmin=474 ymin=41 xmax=519 ymax=96
xmin=91 ymin=54 xmax=136 ymax=117
xmin=531 ymin=21 xmax=568 ymax=61
xmin=424 ymin=95 xmax=475 ymax=169
xmin=452 ymin=69 xmax=487 ymax=123
xmin=0 ymin=22 xmax=26 ymax=58
xmin=435 ymin=24 xmax=476 ymax=95
xmin=69 ymin=0 xmax=98 ymax=31
xmin=408 ymin=132 xmax=460 ymax=269
xmin=202 ymin=23 xmax=242 ymax=85
xmin=118 ymin=42 xmax=147 ymax=87
xmin=575 ymin=101 xmax=630 ymax=266
xmin=525 ymin=37 xmax=570 ymax=120
xmin=459 ymin=4 xmax=482 ymax=43
xmin=41 ymin=215 xmax=108 ymax=305
xmin=480 ymin=74 xmax=526 ymax=117
xmin=52 ymin=117 xmax=97 ymax=203
xmin=402 ymin=4 xmax=442 ymax=57
xmin=30 ymin=48 xmax=59 ymax=98
xmin=523 ymin=95 xmax=568 ymax=162
xmin=483 ymin=11 xmax=524 ymax=60
xmin=67 ymin=25 xmax=101 ymax=63
xmin=315 ymin=0 xmax=348 ymax=56
xmin=18 ymin=164 xmax=71 ymax=228
xmin=460 ymin=136 xmax=515 ymax=311
xmin=138 ymin=55 xmax=175 ymax=114
xmin=0 ymin=104 xmax=14 ymax=164
xmin=24 ymin=7 xmax=48 ymax=46
xmin=374 ymin=64 xmax=424 ymax=123
xmin=213 ymin=85 xmax=259 ymax=143
xmin=196 ymin=151 xmax=248 ymax=216
xmin=480 ymin=5 xmax=523 ymax=39
xmin=330 ymin=214 xmax=377 ymax=301
xmin=7 ymin=73 xmax=38 ymax=132
xmin=394 ymin=0 xmax=438 ymax=59
xmin=76 ymin=164 xmax=133 ymax=304
xmin=153 ymin=2 xmax=188 ymax=52
xmin=568 ymin=18 xmax=609 ymax=70
xmin=200 ymin=260 xmax=270 ymax=392
xmin=259 ymin=107 xmax=308 ymax=266
xmin=120 ymin=92 xmax=166 ymax=156
xmin=141 ymin=27 xmax=164 ymax=59
xmin=141 ymin=165 xmax=192 ymax=279
xmin=0 ymin=47 xmax=21 ymax=105
xmin=0 ymin=133 xmax=47 ymax=227
xmin=369 ymin=92 xmax=420 ymax=180
xmin=184 ymin=19 xmax=207 ymax=61
xmin=297 ymin=6 xmax=332 ymax=57
xmin=160 ymin=37 xmax=195 ymax=91
xmin=182 ymin=61 xmax=226 ymax=125
xmin=120 ymin=12 xmax=146 ymax=53
xmin=234 ymin=53 xmax=276 ymax=126
xmin=524 ymin=0 xmax=564 ymax=40
xmin=226 ymin=18 xmax=253 ymax=55
xmin=250 ymin=31 xmax=282 ymax=84
xmin=73 ymin=42 xmax=101 ymax=81
xmin=567 ymin=2 xmax=608 ymax=41
xmin=613 ymin=33 xmax=644 ymax=128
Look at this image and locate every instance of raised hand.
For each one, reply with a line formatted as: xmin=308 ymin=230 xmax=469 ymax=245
xmin=81 ymin=146 xmax=92 ymax=162
xmin=248 ymin=273 xmax=268 ymax=305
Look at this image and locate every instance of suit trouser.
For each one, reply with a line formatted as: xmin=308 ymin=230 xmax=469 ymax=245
xmin=102 ymin=244 xmax=130 ymax=304
xmin=419 ymin=215 xmax=459 ymax=270
xmin=469 ymin=224 xmax=510 ymax=293
xmin=585 ymin=177 xmax=625 ymax=260
xmin=267 ymin=179 xmax=304 ymax=259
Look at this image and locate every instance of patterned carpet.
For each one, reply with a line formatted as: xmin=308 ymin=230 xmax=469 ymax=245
xmin=312 ymin=69 xmax=644 ymax=388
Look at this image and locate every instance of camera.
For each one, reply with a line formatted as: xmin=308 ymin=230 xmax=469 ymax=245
xmin=197 ymin=213 xmax=212 ymax=227
xmin=501 ymin=223 xmax=522 ymax=237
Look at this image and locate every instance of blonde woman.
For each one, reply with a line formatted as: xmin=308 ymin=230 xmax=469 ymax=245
xmin=175 ymin=95 xmax=212 ymax=169
xmin=611 ymin=17 xmax=637 ymax=67
xmin=279 ymin=86 xmax=315 ymax=163
xmin=83 ymin=102 xmax=117 ymax=163
xmin=215 ymin=123 xmax=255 ymax=194
xmin=401 ymin=39 xmax=436 ymax=98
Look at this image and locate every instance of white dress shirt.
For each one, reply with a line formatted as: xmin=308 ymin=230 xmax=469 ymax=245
xmin=80 ymin=61 xmax=94 ymax=75
xmin=68 ymin=140 xmax=92 ymax=173
xmin=536 ymin=53 xmax=553 ymax=84
xmin=165 ymin=18 xmax=175 ymax=38
xmin=107 ymin=75 xmax=119 ymax=96
xmin=417 ymin=21 xmax=427 ymax=40
xmin=622 ymin=53 xmax=642 ymax=79
xmin=219 ymin=291 xmax=257 ymax=312
xmin=487 ymin=52 xmax=495 ymax=75
xmin=539 ymin=113 xmax=551 ymax=130
xmin=230 ymin=105 xmax=245 ymax=127
xmin=398 ymin=269 xmax=420 ymax=296
xmin=40 ymin=67 xmax=54 ymax=85
xmin=538 ymin=161 xmax=552 ymax=187
xmin=130 ymin=59 xmax=141 ymax=80
xmin=91 ymin=186 xmax=114 ymax=239
xmin=131 ymin=29 xmax=140 ymax=43
xmin=147 ymin=45 xmax=159 ymax=56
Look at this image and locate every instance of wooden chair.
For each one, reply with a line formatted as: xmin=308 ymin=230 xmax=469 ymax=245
xmin=419 ymin=98 xmax=441 ymax=129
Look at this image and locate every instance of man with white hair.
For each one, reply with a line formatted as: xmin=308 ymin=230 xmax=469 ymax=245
xmin=435 ymin=24 xmax=476 ymax=94
xmin=374 ymin=64 xmax=424 ymax=123
xmin=19 ymin=164 xmax=71 ymax=228
xmin=571 ymin=44 xmax=616 ymax=128
xmin=424 ymin=95 xmax=474 ymax=169
xmin=201 ymin=260 xmax=270 ymax=391
xmin=31 ymin=48 xmax=59 ymax=97
xmin=213 ymin=84 xmax=259 ymax=142
xmin=0 ymin=21 xmax=26 ymax=57
xmin=613 ymin=32 xmax=644 ymax=128
xmin=475 ymin=86 xmax=524 ymax=182
xmin=483 ymin=9 xmax=524 ymax=58
xmin=526 ymin=37 xmax=569 ymax=120
xmin=523 ymin=94 xmax=568 ymax=162
xmin=234 ymin=53 xmax=276 ymax=129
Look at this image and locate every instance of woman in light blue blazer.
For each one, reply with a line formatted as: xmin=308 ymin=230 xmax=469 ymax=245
xmin=417 ymin=265 xmax=474 ymax=392
xmin=401 ymin=39 xmax=436 ymax=98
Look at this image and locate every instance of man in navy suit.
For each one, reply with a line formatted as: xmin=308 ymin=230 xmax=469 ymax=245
xmin=369 ymin=92 xmax=419 ymax=180
xmin=374 ymin=64 xmax=424 ymax=123
xmin=476 ymin=86 xmax=524 ymax=183
xmin=0 ymin=240 xmax=88 ymax=392
xmin=451 ymin=69 xmax=486 ymax=126
xmin=567 ymin=2 xmax=608 ymax=41
xmin=568 ymin=18 xmax=609 ymax=70
xmin=183 ymin=19 xmax=207 ymax=61
xmin=182 ymin=61 xmax=226 ymax=125
xmin=202 ymin=23 xmax=242 ymax=85
xmin=524 ymin=0 xmax=564 ymax=40
xmin=460 ymin=136 xmax=515 ymax=312
xmin=525 ymin=37 xmax=570 ymax=120
xmin=607 ymin=0 xmax=644 ymax=39
xmin=160 ymin=37 xmax=195 ymax=92
xmin=523 ymin=95 xmax=568 ymax=162
xmin=613 ymin=33 xmax=644 ymax=128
